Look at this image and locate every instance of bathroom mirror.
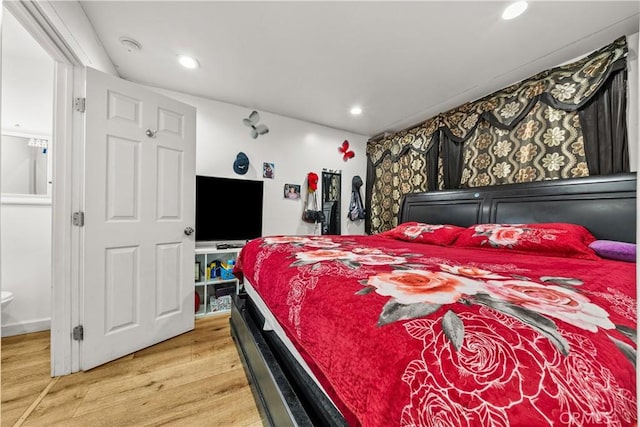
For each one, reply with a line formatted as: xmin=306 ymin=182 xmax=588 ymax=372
xmin=1 ymin=132 xmax=51 ymax=197
xmin=321 ymin=169 xmax=341 ymax=235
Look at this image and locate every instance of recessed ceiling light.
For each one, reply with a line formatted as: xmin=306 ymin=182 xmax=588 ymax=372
xmin=178 ymin=55 xmax=199 ymax=69
xmin=502 ymin=1 xmax=528 ymax=20
xmin=350 ymin=106 xmax=362 ymax=115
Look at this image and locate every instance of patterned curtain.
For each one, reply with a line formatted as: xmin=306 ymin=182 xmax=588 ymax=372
xmin=365 ymin=36 xmax=629 ymax=233
xmin=459 ymin=101 xmax=588 ymax=187
xmin=367 ymin=121 xmax=435 ymax=234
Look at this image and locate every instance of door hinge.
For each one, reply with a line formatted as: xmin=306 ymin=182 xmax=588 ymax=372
xmin=72 ymin=211 xmax=85 ymax=227
xmin=74 ymin=97 xmax=86 ymax=113
xmin=72 ymin=325 xmax=84 ymax=341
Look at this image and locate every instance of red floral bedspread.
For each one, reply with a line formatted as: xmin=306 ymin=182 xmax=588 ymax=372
xmin=234 ymin=235 xmax=637 ymax=427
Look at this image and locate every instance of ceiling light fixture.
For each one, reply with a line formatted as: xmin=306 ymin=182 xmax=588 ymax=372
xmin=178 ymin=54 xmax=199 ymax=69
xmin=350 ymin=106 xmax=362 ymax=115
xmin=502 ymin=1 xmax=528 ymax=20
xmin=119 ymin=37 xmax=142 ymax=53
xmin=28 ymin=138 xmax=48 ymax=149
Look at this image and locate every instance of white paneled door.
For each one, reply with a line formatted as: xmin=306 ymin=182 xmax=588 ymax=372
xmin=82 ymin=67 xmax=196 ymax=370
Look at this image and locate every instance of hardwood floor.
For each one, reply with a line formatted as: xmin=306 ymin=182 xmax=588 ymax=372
xmin=1 ymin=315 xmax=264 ymax=426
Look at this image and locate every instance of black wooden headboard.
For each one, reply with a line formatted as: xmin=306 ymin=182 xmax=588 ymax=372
xmin=399 ymin=173 xmax=637 ymax=243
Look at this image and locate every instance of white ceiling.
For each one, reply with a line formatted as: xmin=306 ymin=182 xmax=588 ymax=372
xmin=79 ymin=1 xmax=640 ymax=137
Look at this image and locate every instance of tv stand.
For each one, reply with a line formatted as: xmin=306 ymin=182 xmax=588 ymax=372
xmin=194 ymin=245 xmax=243 ymax=317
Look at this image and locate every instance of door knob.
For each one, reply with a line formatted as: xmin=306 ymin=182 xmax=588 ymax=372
xmin=184 ymin=227 xmax=194 ymax=236
xmin=145 ymin=129 xmax=158 ymax=138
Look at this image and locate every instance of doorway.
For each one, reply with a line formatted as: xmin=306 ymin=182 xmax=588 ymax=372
xmin=1 ymin=1 xmax=79 ymax=377
xmin=0 ymin=2 xmax=197 ymax=377
xmin=0 ymin=5 xmax=55 ymax=337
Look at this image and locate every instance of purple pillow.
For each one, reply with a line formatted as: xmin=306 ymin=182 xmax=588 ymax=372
xmin=589 ymin=240 xmax=636 ymax=262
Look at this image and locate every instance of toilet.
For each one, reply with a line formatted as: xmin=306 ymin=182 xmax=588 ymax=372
xmin=1 ymin=291 xmax=14 ymax=308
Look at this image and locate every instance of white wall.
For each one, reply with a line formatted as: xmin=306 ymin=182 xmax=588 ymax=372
xmin=1 ymin=54 xmax=53 ymax=135
xmin=151 ymin=87 xmax=370 ymax=237
xmin=1 ymin=203 xmax=51 ymax=335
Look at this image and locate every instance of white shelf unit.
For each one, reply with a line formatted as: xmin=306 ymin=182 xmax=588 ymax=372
xmin=195 ymin=246 xmax=242 ymax=317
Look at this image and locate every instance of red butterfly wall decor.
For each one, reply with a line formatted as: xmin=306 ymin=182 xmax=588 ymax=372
xmin=339 ymin=140 xmax=355 ymax=161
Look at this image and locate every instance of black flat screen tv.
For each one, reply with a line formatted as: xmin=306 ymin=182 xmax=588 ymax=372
xmin=195 ymin=175 xmax=263 ymax=243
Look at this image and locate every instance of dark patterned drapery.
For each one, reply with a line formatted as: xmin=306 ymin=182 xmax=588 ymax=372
xmin=367 ymin=119 xmax=436 ymax=233
xmin=459 ymin=102 xmax=588 ymax=187
xmin=366 ymin=37 xmax=629 ymax=234
xmin=578 ymin=69 xmax=629 ymax=175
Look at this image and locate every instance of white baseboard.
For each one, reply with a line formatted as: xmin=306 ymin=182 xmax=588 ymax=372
xmin=2 ymin=318 xmax=51 ymax=337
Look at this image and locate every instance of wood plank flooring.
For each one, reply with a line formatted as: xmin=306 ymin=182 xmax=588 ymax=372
xmin=1 ymin=314 xmax=264 ymax=426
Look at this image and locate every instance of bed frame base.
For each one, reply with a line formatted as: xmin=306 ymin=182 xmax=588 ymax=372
xmin=230 ymin=295 xmax=347 ymax=427
xmin=230 ymin=295 xmax=308 ymax=426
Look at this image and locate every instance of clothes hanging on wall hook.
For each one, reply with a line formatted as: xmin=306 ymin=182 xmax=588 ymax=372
xmin=348 ymin=175 xmax=366 ymax=221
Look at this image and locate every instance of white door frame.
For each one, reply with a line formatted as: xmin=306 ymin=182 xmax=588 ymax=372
xmin=4 ymin=1 xmax=84 ymax=376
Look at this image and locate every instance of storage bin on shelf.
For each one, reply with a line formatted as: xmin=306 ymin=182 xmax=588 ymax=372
xmin=206 ymin=259 xmax=236 ymax=281
xmin=219 ymin=259 xmax=236 ymax=280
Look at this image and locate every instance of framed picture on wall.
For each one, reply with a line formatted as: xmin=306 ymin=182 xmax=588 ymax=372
xmin=284 ymin=184 xmax=300 ymax=199
xmin=263 ymin=162 xmax=275 ymax=179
